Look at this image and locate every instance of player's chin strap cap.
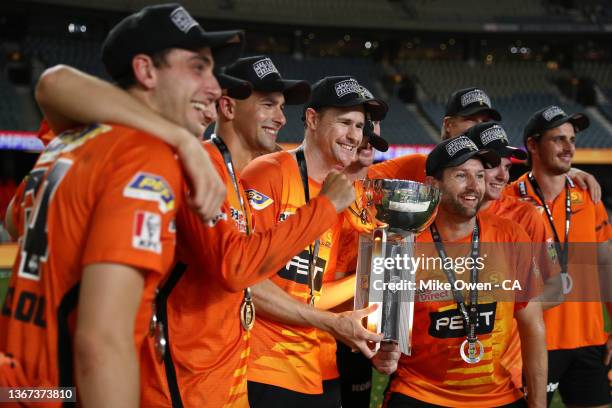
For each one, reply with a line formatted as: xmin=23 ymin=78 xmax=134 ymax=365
xmin=102 ymin=3 xmax=244 ymax=81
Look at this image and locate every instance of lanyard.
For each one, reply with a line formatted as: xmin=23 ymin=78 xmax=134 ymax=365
xmin=211 ymin=134 xmax=254 ymax=330
xmin=211 ymin=134 xmax=250 ymax=235
xmin=430 ymin=220 xmax=481 ymax=361
xmin=527 ymin=173 xmax=571 ymax=274
xmin=295 ymin=146 xmax=320 ymax=305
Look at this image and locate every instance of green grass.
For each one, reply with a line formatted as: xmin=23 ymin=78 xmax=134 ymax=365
xmin=0 ymin=272 xmax=8 ymax=306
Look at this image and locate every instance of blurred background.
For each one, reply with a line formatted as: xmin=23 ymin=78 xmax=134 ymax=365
xmin=0 ymin=1 xmax=611 ymax=405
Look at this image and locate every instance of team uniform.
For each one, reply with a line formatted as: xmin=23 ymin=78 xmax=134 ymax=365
xmin=506 ymin=173 xmax=612 ymax=405
xmin=368 ymin=154 xmax=427 ymax=183
xmin=0 ymin=125 xmax=182 ymax=403
xmin=480 ymin=194 xmax=559 ymax=389
xmin=140 ymin=140 xmax=337 ymax=407
xmin=386 ymin=213 xmax=535 ymax=407
xmin=241 ymin=150 xmax=344 ymax=405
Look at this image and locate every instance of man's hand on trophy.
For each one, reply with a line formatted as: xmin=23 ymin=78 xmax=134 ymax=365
xmin=330 ymin=304 xmax=383 ymax=359
xmin=320 ymin=170 xmax=356 ymax=213
xmin=371 ymin=341 xmax=400 ymax=375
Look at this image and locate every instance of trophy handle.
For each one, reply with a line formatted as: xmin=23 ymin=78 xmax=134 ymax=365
xmin=365 ymin=226 xmax=387 ymax=353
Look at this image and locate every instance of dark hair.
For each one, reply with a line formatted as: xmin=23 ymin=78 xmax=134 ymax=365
xmin=114 ymin=48 xmax=173 ymax=89
xmin=525 ymin=133 xmax=541 ymax=169
xmin=432 ymin=168 xmax=445 ymax=181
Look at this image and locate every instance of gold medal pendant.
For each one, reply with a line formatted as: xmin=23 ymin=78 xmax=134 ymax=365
xmin=240 ymin=287 xmax=255 ymax=331
xmin=154 ymin=320 xmax=167 ymax=363
xmin=240 ymin=299 xmax=255 ymax=331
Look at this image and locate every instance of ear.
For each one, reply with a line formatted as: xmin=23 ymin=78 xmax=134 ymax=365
xmin=304 ymin=107 xmax=319 ymax=131
xmin=132 ymin=54 xmax=157 ymax=89
xmin=526 ymin=136 xmax=538 ymax=156
xmin=441 ymin=116 xmax=452 ymax=140
xmin=425 ymin=175 xmax=439 ymax=188
xmin=218 ymin=96 xmax=235 ymax=120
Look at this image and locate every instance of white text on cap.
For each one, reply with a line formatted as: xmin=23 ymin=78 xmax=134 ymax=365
xmin=170 ymin=6 xmax=199 ymax=33
xmin=446 ymin=136 xmax=478 ymax=157
xmin=252 ymin=58 xmax=279 ymax=79
xmin=542 ymin=106 xmax=566 ymax=122
xmin=481 ymin=125 xmax=508 ymax=145
xmin=334 ymin=79 xmax=361 ymax=98
xmin=461 ymin=89 xmax=491 ymax=108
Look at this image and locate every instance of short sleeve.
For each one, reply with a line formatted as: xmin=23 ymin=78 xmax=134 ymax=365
xmin=82 ymin=135 xmax=183 ymax=276
xmin=595 ymin=202 xmax=612 ymax=243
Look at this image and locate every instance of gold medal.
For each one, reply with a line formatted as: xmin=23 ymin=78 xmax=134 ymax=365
xmin=154 ymin=320 xmax=167 ymax=363
xmin=149 ymin=301 xmax=158 ymax=337
xmin=240 ymin=287 xmax=255 ymax=331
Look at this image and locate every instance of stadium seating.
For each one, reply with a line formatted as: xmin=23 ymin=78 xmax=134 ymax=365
xmin=0 ymin=78 xmax=22 ymax=130
xmin=403 ymin=59 xmax=612 ymax=147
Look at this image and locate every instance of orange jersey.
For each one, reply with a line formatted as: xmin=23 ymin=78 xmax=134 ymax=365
xmin=317 ymin=181 xmax=379 ymax=381
xmin=140 ymin=141 xmax=337 ymax=407
xmin=481 ymin=194 xmax=559 ymax=389
xmin=368 ymin=154 xmax=427 ymax=182
xmin=37 ymin=119 xmax=55 ymax=147
xmin=505 ymin=173 xmax=612 ymax=350
xmin=0 ymin=125 xmax=182 ymax=398
xmin=389 ymin=213 xmax=533 ymax=407
xmin=241 ymin=150 xmax=343 ymax=394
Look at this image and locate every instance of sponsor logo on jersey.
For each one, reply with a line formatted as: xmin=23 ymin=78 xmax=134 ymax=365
xmin=124 ymin=172 xmax=175 ymax=213
xmin=416 ymin=288 xmax=452 ymax=302
xmin=245 ymin=189 xmax=273 ymax=210
xmin=230 ymin=207 xmax=248 ymax=233
xmin=428 ymin=302 xmax=497 ymax=339
xmin=207 ymin=211 xmax=228 ymax=227
xmin=570 ymin=191 xmax=584 ymax=205
xmin=133 ymin=211 xmax=162 ymax=253
xmin=278 ymin=249 xmax=326 ymax=289
xmin=278 ymin=211 xmax=294 ymax=222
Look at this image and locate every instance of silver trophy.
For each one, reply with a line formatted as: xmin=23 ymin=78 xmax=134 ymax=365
xmin=354 ymin=179 xmax=439 ymax=355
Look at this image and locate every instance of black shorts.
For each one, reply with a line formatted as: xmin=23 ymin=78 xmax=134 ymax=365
xmin=546 ymin=345 xmax=611 ymax=407
xmin=337 ymin=340 xmax=373 ymax=408
xmin=386 ymin=392 xmax=527 ymax=408
xmin=247 ymin=379 xmax=341 ymax=408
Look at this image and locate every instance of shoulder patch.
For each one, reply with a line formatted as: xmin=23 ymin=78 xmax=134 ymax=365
xmin=123 ymin=172 xmax=175 ymax=213
xmin=132 ymin=210 xmax=162 ymax=253
xmin=245 ymin=189 xmax=273 ymax=210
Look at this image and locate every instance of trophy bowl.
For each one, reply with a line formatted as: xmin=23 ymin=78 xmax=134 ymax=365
xmin=364 ymin=179 xmax=440 ymax=232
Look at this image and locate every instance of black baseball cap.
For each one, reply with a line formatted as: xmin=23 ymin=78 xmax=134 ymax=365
xmin=102 ymin=3 xmax=244 ymax=81
xmin=426 ymin=135 xmax=500 ymax=177
xmin=363 ymin=119 xmax=388 ymax=152
xmin=304 ymin=76 xmax=388 ymax=121
xmin=223 ymin=55 xmax=310 ymax=105
xmin=215 ymin=70 xmax=252 ymax=100
xmin=523 ymin=105 xmax=590 ymax=146
xmin=445 ymin=87 xmax=502 ymax=121
xmin=466 ymin=122 xmax=527 ymax=161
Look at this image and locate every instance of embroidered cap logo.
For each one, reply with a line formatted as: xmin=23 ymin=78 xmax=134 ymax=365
xmin=461 ymin=89 xmax=491 ymax=108
xmin=446 ymin=136 xmax=478 ymax=157
xmin=252 ymin=58 xmax=279 ymax=79
xmin=170 ymin=6 xmax=199 ymax=33
xmin=334 ymin=79 xmax=361 ymax=98
xmin=542 ymin=106 xmax=566 ymax=122
xmin=480 ymin=125 xmax=508 ymax=145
